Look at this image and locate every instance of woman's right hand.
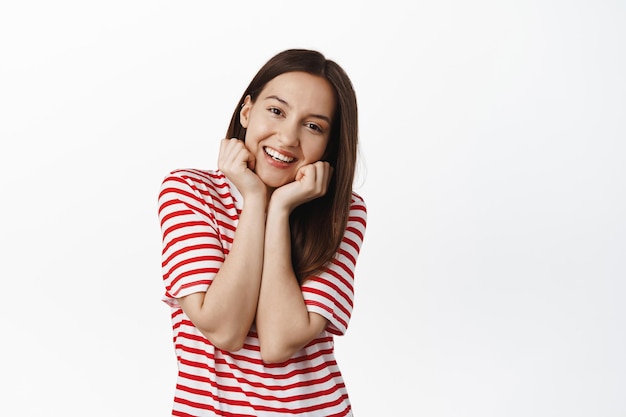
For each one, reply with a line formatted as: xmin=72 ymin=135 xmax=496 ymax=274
xmin=218 ymin=138 xmax=266 ymax=200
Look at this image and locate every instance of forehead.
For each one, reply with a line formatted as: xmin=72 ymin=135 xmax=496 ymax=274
xmin=260 ymin=72 xmax=336 ymax=115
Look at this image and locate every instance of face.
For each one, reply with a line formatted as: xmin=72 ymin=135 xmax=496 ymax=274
xmin=239 ymin=71 xmax=336 ymax=191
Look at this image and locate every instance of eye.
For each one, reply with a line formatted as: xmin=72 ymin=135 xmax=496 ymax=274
xmin=268 ymin=107 xmax=283 ymax=116
xmin=305 ymin=122 xmax=324 ymax=133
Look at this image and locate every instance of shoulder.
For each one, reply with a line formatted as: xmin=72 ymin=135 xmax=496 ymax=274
xmin=349 ymin=191 xmax=367 ymax=222
xmin=160 ymin=168 xmax=228 ymax=197
xmin=159 ymin=168 xmax=230 ymax=208
xmin=159 ymin=168 xmax=241 ymax=219
xmin=161 ymin=168 xmax=223 ymax=188
xmin=350 ymin=191 xmax=366 ymax=210
xmin=339 ymin=191 xmax=366 ymax=247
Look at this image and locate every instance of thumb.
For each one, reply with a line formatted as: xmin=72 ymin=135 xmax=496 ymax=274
xmin=247 ymin=153 xmax=256 ymax=171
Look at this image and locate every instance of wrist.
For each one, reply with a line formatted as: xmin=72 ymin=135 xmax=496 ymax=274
xmin=242 ymin=192 xmax=267 ymax=211
xmin=266 ymin=198 xmax=293 ymax=219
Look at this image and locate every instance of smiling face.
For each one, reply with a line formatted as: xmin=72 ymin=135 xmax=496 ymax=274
xmin=239 ymin=71 xmax=336 ymax=191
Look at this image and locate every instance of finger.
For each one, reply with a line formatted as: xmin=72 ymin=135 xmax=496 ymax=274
xmin=219 ymin=138 xmax=237 ymax=160
xmin=247 ymin=152 xmax=256 ymax=171
xmin=325 ymin=164 xmax=334 ymax=188
xmin=219 ymin=139 xmax=248 ymax=171
xmin=300 ymin=164 xmax=325 ymax=195
xmin=217 ymin=139 xmax=231 ymax=170
xmin=320 ymin=163 xmax=331 ymax=192
xmin=314 ymin=160 xmax=329 ymax=179
xmin=314 ymin=162 xmax=332 ymax=194
xmin=295 ymin=164 xmax=314 ymax=182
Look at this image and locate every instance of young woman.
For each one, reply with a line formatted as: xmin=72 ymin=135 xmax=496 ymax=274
xmin=158 ymin=49 xmax=367 ymax=416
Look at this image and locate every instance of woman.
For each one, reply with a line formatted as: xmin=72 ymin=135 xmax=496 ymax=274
xmin=158 ymin=49 xmax=367 ymax=416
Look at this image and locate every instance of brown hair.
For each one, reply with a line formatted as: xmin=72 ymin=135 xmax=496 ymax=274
xmin=226 ymin=49 xmax=359 ymax=281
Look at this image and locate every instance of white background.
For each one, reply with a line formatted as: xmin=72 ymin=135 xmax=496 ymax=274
xmin=1 ymin=1 xmax=625 ymax=416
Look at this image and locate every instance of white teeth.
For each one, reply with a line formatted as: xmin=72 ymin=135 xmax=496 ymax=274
xmin=264 ymin=147 xmax=294 ymax=163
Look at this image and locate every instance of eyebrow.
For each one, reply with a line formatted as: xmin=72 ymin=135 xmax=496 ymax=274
xmin=264 ymin=95 xmax=332 ymax=124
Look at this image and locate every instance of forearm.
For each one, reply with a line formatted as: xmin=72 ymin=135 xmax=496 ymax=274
xmin=255 ymin=205 xmax=326 ymax=363
xmin=179 ymin=195 xmax=266 ymax=351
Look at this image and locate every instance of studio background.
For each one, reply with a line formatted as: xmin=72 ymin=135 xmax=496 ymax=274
xmin=1 ymin=1 xmax=624 ymax=416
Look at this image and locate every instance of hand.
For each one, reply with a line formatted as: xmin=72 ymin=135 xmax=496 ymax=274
xmin=270 ymin=161 xmax=333 ymax=213
xmin=217 ymin=138 xmax=266 ymax=200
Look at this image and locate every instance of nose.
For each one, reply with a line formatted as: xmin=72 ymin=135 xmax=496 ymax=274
xmin=277 ymin=121 xmax=299 ymax=147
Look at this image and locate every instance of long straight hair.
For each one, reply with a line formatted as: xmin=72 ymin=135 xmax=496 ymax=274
xmin=226 ymin=49 xmax=359 ymax=281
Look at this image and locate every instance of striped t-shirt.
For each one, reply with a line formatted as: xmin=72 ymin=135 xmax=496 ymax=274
xmin=158 ymin=168 xmax=367 ymax=416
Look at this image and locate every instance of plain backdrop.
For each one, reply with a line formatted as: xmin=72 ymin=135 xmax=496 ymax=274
xmin=1 ymin=1 xmax=624 ymax=416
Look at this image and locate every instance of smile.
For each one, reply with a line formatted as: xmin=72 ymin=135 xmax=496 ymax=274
xmin=264 ymin=147 xmax=295 ymax=163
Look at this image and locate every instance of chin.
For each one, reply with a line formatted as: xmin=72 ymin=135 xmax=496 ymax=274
xmin=259 ymin=174 xmax=294 ymax=189
xmin=265 ymin=179 xmax=293 ymax=189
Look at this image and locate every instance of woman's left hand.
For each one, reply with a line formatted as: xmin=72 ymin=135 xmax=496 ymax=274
xmin=269 ymin=161 xmax=333 ymax=212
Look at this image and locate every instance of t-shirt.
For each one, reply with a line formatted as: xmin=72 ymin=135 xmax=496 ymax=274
xmin=158 ymin=168 xmax=367 ymax=416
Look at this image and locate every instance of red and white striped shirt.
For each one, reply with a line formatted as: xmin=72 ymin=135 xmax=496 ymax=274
xmin=158 ymin=168 xmax=367 ymax=416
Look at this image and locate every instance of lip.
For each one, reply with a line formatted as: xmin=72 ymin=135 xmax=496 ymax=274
xmin=263 ymin=146 xmax=297 ymax=168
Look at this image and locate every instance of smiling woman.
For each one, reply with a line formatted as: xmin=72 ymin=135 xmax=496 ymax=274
xmin=157 ymin=49 xmax=367 ymax=416
xmin=238 ymin=71 xmax=335 ymax=193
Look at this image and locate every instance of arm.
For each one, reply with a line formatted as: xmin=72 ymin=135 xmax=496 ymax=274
xmin=255 ymin=162 xmax=332 ymax=363
xmin=177 ymin=196 xmax=265 ymax=351
xmin=177 ymin=139 xmax=267 ymax=352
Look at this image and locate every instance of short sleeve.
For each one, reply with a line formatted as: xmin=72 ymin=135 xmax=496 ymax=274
xmin=301 ymin=193 xmax=367 ymax=335
xmin=158 ymin=171 xmax=226 ymax=308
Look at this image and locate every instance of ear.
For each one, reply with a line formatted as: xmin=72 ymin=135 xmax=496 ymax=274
xmin=239 ymin=95 xmax=252 ymax=128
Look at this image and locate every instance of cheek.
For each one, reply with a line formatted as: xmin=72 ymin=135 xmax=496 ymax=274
xmin=310 ymin=139 xmax=330 ymax=161
xmin=246 ymin=116 xmax=273 ymax=139
xmin=242 ymin=132 xmax=259 ymax=153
